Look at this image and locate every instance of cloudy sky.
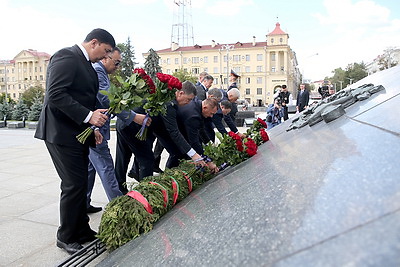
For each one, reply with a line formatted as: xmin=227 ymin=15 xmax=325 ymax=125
xmin=1 ymin=0 xmax=399 ymax=81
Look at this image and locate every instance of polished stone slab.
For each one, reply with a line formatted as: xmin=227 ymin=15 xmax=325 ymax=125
xmin=99 ymin=65 xmax=400 ymax=266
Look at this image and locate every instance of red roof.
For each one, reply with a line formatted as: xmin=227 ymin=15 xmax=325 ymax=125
xmin=268 ymin=22 xmax=287 ymax=35
xmin=156 ymin=41 xmax=268 ymax=53
xmin=26 ymin=49 xmax=51 ymax=58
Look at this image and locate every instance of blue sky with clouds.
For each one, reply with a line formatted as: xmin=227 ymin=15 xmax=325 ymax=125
xmin=1 ymin=0 xmax=399 ymax=81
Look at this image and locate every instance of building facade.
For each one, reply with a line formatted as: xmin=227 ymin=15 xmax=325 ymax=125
xmin=149 ymin=22 xmax=300 ymax=106
xmin=0 ymin=49 xmax=50 ymax=101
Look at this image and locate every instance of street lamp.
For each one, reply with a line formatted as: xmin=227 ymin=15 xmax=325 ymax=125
xmin=346 ymin=77 xmax=353 ymax=85
xmin=221 ymin=44 xmax=234 ymax=89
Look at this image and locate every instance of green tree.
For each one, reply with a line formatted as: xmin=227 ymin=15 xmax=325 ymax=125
xmin=329 ymin=67 xmax=346 ymax=91
xmin=28 ymin=95 xmax=43 ymax=121
xmin=0 ymin=93 xmax=16 ymax=106
xmin=0 ymin=102 xmax=13 ymax=120
xmin=344 ymin=62 xmax=368 ymax=88
xmin=115 ymin=37 xmax=138 ymax=80
xmin=21 ymin=86 xmax=44 ymax=108
xmin=172 ymin=69 xmax=197 ymax=84
xmin=144 ymin=48 xmax=162 ymax=80
xmin=12 ymin=99 xmax=29 ymax=120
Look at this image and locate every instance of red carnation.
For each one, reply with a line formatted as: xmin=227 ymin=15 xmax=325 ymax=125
xmin=235 ymin=140 xmax=244 ymax=152
xmin=244 ymin=138 xmax=257 ymax=156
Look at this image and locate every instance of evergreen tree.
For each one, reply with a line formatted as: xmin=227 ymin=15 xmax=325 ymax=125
xmin=11 ymin=99 xmax=29 ymax=121
xmin=21 ymin=86 xmax=44 ymax=108
xmin=116 ymin=37 xmax=138 ymax=80
xmin=0 ymin=103 xmax=13 ymax=120
xmin=28 ymin=95 xmax=43 ymax=121
xmin=144 ymin=48 xmax=162 ymax=80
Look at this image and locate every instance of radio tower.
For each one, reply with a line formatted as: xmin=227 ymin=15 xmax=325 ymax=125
xmin=171 ymin=0 xmax=194 ymax=47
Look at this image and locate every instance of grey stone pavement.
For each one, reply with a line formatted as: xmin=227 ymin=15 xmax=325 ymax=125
xmin=0 ymin=124 xmax=250 ymax=266
xmin=0 ymin=128 xmax=113 ymax=266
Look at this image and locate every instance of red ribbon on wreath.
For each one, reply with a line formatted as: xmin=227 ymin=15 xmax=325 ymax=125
xmin=149 ymin=181 xmax=168 ymax=207
xmin=169 ymin=176 xmax=179 ymax=205
xmin=181 ymin=171 xmax=193 ymax=192
xmin=126 ymin=190 xmax=153 ymax=214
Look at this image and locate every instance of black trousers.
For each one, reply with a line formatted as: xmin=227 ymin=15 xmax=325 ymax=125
xmin=115 ymin=120 xmax=155 ymax=192
xmin=283 ymin=105 xmax=289 ymax=121
xmin=45 ymin=141 xmax=92 ymax=243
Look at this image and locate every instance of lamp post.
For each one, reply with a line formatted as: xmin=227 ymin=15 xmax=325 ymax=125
xmin=221 ymin=44 xmax=234 ymax=90
xmin=339 ymin=80 xmax=343 ymax=91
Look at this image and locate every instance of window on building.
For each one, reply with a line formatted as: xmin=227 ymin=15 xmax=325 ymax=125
xmin=246 ymin=88 xmax=250 ymax=95
xmin=257 ymin=77 xmax=262 ymax=84
xmin=233 ymin=55 xmax=240 ymax=62
xmin=204 ymin=56 xmax=208 ymax=63
xmin=159 ymin=58 xmax=162 ymax=65
xmin=13 ymin=93 xmax=16 ymax=98
xmin=39 ymin=67 xmax=42 ymax=72
xmin=166 ymin=69 xmax=171 ymax=74
xmin=175 ymin=58 xmax=179 ymax=64
xmin=214 ymin=56 xmax=218 ymax=63
xmin=19 ymin=84 xmax=21 ymax=89
xmin=204 ymin=67 xmax=208 ymax=73
xmin=224 ymin=77 xmax=228 ymax=84
xmin=257 ymin=54 xmax=263 ymax=61
xmin=271 ymin=53 xmax=276 ymax=61
xmin=223 ymin=67 xmax=227 ymax=73
xmin=167 ymin=58 xmax=171 ymax=64
xmin=223 ymin=55 xmax=227 ymax=62
xmin=246 ymin=77 xmax=251 ymax=84
xmin=213 ymin=67 xmax=218 ymax=73
xmin=280 ymin=38 xmax=283 ymax=43
xmin=192 ymin=57 xmax=199 ymax=64
xmin=35 ymin=67 xmax=37 ymax=72
xmin=245 ymin=54 xmax=250 ymax=61
xmin=257 ymin=88 xmax=262 ymax=94
xmin=245 ymin=66 xmax=250 ymax=72
xmin=233 ymin=67 xmax=240 ymax=73
xmin=256 ymin=66 xmax=262 ymax=72
xmin=214 ymin=78 xmax=219 ymax=85
xmin=183 ymin=57 xmax=187 ymax=64
xmin=271 ymin=38 xmax=274 ymax=43
xmin=192 ymin=68 xmax=200 ymax=74
xmin=281 ymin=66 xmax=284 ymax=71
xmin=271 ymin=67 xmax=276 ymax=72
xmin=40 ymin=75 xmax=43 ymax=80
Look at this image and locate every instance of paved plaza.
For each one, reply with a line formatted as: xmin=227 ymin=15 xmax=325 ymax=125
xmin=0 ymin=128 xmax=121 ymax=266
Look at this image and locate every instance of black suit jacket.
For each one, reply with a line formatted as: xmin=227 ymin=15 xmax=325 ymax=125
xmin=177 ymin=100 xmax=209 ymax=155
xmin=195 ymin=84 xmax=207 ymax=101
xmin=296 ymin=90 xmax=310 ymax=112
xmin=35 ymin=45 xmax=98 ymax=146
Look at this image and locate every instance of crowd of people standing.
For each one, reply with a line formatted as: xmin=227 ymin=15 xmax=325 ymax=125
xmin=34 ymin=28 xmax=248 ymax=254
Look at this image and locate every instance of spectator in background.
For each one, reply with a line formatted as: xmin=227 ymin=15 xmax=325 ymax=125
xmin=296 ymin=83 xmax=309 ymax=113
xmin=266 ymin=97 xmax=284 ymax=129
xmin=278 ymin=84 xmax=292 ymax=121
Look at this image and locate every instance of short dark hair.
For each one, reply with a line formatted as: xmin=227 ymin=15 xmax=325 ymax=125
xmin=84 ymin=28 xmax=115 ymax=48
xmin=203 ymin=97 xmax=218 ymax=109
xmin=181 ymin=81 xmax=197 ymax=95
xmin=203 ymin=75 xmax=214 ymax=82
xmin=220 ymin=100 xmax=232 ymax=109
xmin=207 ymin=88 xmax=222 ymax=100
xmin=282 ymin=85 xmax=287 ymax=89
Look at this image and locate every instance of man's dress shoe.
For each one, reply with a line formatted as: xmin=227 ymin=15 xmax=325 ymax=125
xmin=56 ymin=239 xmax=83 ymax=254
xmin=86 ymin=205 xmax=102 ymax=213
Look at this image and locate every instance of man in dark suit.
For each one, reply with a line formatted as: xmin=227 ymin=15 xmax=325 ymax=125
xmin=34 ymin=29 xmax=115 ymax=254
xmin=296 ymin=83 xmax=310 ymax=113
xmin=177 ymin=98 xmax=220 ymax=173
xmin=195 ymin=75 xmax=214 ymax=100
